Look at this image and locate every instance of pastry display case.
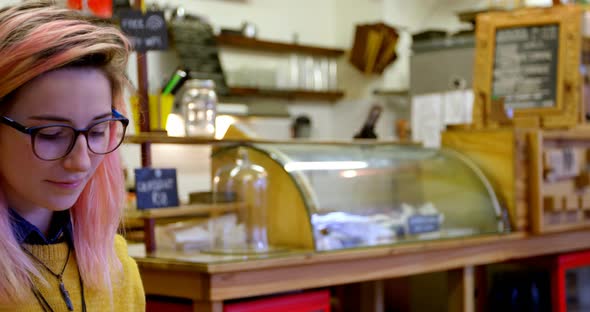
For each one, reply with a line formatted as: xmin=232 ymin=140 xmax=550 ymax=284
xmin=211 ymin=142 xmax=509 ymax=252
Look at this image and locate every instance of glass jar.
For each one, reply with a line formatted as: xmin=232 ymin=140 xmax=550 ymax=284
xmin=179 ymin=79 xmax=217 ymax=137
xmin=209 ymin=148 xmax=271 ymax=254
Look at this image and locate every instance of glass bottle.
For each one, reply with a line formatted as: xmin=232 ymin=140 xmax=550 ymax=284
xmin=210 ymin=148 xmax=270 ymax=253
xmin=179 ymin=79 xmax=217 ymax=137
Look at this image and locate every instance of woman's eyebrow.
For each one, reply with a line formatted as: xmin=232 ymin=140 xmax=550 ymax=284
xmin=27 ymin=112 xmax=112 ymax=122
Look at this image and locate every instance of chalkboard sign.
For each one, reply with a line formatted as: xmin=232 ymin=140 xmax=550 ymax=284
xmin=472 ymin=6 xmax=582 ymax=129
xmin=492 ymin=25 xmax=559 ymax=110
xmin=134 ymin=168 xmax=179 ymax=210
xmin=119 ymin=10 xmax=168 ymax=52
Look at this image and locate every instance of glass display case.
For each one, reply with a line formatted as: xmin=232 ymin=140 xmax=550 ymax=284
xmin=211 ymin=142 xmax=508 ymax=252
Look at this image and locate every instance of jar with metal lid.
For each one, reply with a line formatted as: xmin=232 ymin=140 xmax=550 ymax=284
xmin=179 ymin=79 xmax=217 ymax=137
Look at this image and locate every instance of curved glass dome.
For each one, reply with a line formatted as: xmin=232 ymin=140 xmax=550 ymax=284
xmin=212 ymin=142 xmax=508 ymax=252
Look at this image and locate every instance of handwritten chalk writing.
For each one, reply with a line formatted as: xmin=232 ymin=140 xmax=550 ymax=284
xmin=119 ymin=10 xmax=168 ymax=52
xmin=496 ymin=28 xmax=529 ymax=43
xmin=121 ymin=18 xmax=144 ymax=29
xmin=493 ymin=25 xmax=559 ymax=109
xmin=151 ymin=192 xmax=169 ymax=206
xmin=136 ymin=178 xmax=175 ymax=193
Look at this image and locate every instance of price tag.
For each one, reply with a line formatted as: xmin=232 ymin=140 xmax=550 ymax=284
xmin=134 ymin=168 xmax=179 ymax=209
xmin=407 ymin=214 xmax=440 ymax=235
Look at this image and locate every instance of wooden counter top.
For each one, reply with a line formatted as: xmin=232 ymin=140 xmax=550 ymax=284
xmin=130 ymin=230 xmax=590 ymax=301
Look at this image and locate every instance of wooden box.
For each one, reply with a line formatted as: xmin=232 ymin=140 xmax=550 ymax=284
xmin=442 ymin=128 xmax=530 ymax=232
xmin=443 ymin=127 xmax=590 ymax=234
xmin=529 ymin=128 xmax=590 ymax=233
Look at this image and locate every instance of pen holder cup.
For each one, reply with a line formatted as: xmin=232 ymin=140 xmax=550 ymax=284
xmin=129 ymin=93 xmax=175 ymax=133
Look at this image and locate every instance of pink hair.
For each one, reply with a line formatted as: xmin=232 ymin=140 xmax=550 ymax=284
xmin=0 ymin=2 xmax=131 ymax=302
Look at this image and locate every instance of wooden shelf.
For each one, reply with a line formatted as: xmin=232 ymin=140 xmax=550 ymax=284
xmin=216 ymin=33 xmax=345 ymax=57
xmin=130 ymin=202 xmax=244 ymax=220
xmin=124 ymin=133 xmax=411 ymax=146
xmin=215 ymin=34 xmax=346 ymax=101
xmin=373 ymin=89 xmax=409 ymax=96
xmin=125 ymin=133 xmax=220 ymax=145
xmin=224 ymin=87 xmax=344 ymax=102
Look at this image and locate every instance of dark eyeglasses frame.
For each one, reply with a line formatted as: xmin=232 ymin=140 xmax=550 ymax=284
xmin=0 ymin=108 xmax=129 ymax=161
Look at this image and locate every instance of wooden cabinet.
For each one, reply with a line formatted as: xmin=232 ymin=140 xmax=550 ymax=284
xmin=442 ymin=127 xmax=590 ymax=234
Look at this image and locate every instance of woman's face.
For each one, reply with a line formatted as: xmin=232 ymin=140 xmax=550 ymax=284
xmin=0 ymin=67 xmax=112 ymax=214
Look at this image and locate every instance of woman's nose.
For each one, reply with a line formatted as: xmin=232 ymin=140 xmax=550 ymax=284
xmin=62 ymin=134 xmax=92 ymax=171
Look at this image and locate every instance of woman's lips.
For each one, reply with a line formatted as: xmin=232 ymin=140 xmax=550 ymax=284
xmin=46 ymin=179 xmax=84 ymax=190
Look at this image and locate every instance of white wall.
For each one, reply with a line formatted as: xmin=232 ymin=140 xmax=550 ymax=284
xmin=127 ymin=0 xmax=524 ymax=143
xmin=124 ymin=0 xmax=502 ymax=200
xmin=420 ymin=0 xmax=487 ymax=33
xmin=152 ymin=0 xmax=337 ymax=46
xmin=0 ymin=0 xmax=512 ymax=200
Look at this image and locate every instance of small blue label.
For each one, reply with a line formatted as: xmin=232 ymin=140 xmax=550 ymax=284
xmin=408 ymin=215 xmax=440 ymax=235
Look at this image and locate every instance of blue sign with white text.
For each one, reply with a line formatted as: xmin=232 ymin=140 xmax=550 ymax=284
xmin=134 ymin=168 xmax=179 ymax=210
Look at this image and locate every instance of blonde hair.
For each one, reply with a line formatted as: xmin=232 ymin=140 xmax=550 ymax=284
xmin=0 ymin=1 xmax=131 ymax=302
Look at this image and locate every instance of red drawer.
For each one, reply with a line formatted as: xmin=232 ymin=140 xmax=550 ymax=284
xmin=224 ymin=290 xmax=331 ymax=312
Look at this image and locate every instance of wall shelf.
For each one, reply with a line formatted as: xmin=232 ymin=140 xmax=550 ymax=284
xmin=125 ymin=133 xmax=220 ymax=145
xmin=215 ymin=34 xmax=346 ymax=101
xmin=223 ymin=87 xmax=344 ymax=102
xmin=216 ymin=33 xmax=345 ymax=57
xmin=124 ymin=133 xmax=409 ymax=145
xmin=373 ymin=89 xmax=409 ymax=96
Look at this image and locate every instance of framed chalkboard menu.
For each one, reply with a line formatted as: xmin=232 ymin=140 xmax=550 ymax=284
xmin=493 ymin=25 xmax=559 ymax=110
xmin=472 ymin=6 xmax=582 ymax=129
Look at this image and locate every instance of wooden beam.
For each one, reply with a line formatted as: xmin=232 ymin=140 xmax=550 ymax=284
xmin=448 ymin=266 xmax=475 ymax=312
xmin=134 ymin=0 xmax=151 ymax=167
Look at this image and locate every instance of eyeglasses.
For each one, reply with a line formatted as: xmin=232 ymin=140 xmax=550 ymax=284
xmin=0 ymin=109 xmax=129 ymax=161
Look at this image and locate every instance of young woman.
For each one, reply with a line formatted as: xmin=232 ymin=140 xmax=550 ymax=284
xmin=0 ymin=2 xmax=144 ymax=311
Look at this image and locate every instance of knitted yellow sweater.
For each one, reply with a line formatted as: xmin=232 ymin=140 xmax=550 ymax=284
xmin=0 ymin=235 xmax=145 ymax=311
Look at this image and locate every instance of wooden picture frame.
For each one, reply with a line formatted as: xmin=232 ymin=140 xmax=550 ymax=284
xmin=472 ymin=5 xmax=582 ymax=129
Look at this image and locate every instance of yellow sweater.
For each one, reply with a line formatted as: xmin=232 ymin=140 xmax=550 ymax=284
xmin=0 ymin=235 xmax=145 ymax=311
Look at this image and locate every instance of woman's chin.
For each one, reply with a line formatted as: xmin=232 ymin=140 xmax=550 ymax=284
xmin=43 ymin=197 xmax=79 ymax=212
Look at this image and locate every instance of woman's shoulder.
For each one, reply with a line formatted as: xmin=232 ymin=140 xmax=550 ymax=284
xmin=114 ymin=234 xmax=130 ymax=255
xmin=113 ymin=234 xmax=140 ymax=274
xmin=111 ymin=234 xmax=146 ymax=310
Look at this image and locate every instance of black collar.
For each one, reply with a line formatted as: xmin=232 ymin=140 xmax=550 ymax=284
xmin=9 ymin=209 xmax=73 ymax=245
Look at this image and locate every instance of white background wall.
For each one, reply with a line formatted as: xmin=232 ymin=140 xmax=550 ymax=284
xmin=124 ymin=0 xmax=553 ymax=143
xmin=137 ymin=0 xmax=446 ymax=200
xmin=0 ymin=0 xmax=553 ymax=200
xmin=123 ymin=0 xmax=417 ymax=200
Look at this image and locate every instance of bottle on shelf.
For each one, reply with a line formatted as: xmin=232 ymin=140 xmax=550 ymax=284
xmin=354 ymin=104 xmax=383 ymax=139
